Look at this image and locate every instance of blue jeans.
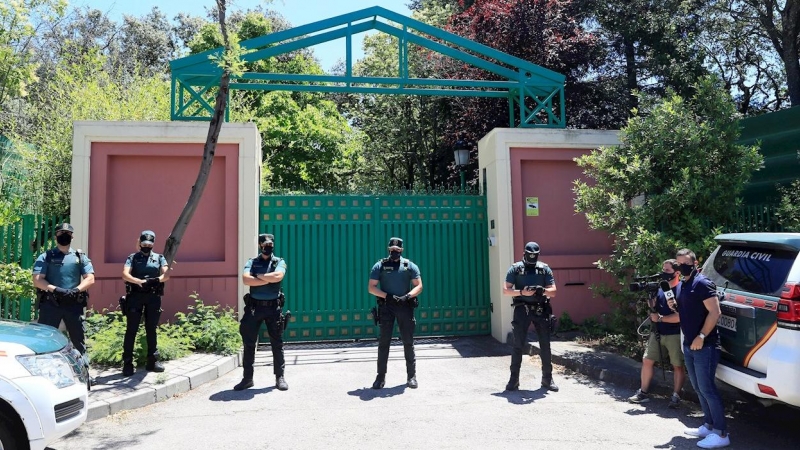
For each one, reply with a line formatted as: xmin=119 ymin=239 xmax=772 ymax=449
xmin=683 ymin=344 xmax=726 ymax=433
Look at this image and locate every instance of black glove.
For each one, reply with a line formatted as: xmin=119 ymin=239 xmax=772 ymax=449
xmin=385 ymin=294 xmax=397 ymax=302
xmin=396 ymin=294 xmax=411 ymax=302
xmin=53 ymin=287 xmax=69 ymax=296
xmin=66 ymin=288 xmax=81 ymax=297
xmin=534 ymin=286 xmax=545 ymax=297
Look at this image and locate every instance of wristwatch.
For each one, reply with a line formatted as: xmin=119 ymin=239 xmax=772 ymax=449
xmin=657 ymin=314 xmax=663 ymax=322
xmin=698 ymin=332 xmax=706 ymax=340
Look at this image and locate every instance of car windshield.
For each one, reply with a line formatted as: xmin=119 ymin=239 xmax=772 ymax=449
xmin=705 ymin=244 xmax=798 ymax=296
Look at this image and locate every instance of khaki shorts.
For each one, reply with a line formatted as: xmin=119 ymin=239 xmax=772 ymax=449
xmin=644 ymin=333 xmax=684 ymax=367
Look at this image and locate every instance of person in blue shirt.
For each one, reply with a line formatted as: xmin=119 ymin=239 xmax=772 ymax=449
xmin=234 ymin=233 xmax=288 ymax=391
xmin=32 ymin=223 xmax=95 ymax=384
xmin=368 ymin=237 xmax=423 ymax=389
xmin=121 ymin=230 xmax=170 ymax=376
xmin=674 ymin=248 xmax=730 ymax=449
xmin=503 ymin=241 xmax=558 ymax=392
xmin=628 ymin=259 xmax=685 ymax=407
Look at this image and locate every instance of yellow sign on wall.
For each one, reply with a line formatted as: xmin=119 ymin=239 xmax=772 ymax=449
xmin=526 ymin=197 xmax=539 ymax=216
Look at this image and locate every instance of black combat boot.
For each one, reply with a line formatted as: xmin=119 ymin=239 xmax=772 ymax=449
xmin=146 ymin=356 xmax=165 ymax=373
xmin=542 ymin=378 xmax=559 ymax=392
xmin=233 ymin=378 xmax=254 ymax=391
xmin=122 ymin=359 xmax=135 ymax=377
xmin=407 ymin=376 xmax=418 ymax=389
xmin=276 ymin=376 xmax=288 ymax=391
xmin=372 ymin=374 xmax=385 ymax=389
xmin=505 ymin=375 xmax=520 ymax=391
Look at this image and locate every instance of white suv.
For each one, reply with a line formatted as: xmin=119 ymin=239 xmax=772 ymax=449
xmin=702 ymin=232 xmax=800 ymax=407
xmin=0 ymin=319 xmax=89 ymax=450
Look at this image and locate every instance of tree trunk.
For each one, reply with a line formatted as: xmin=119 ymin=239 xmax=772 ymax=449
xmin=162 ymin=0 xmax=231 ymax=267
xmin=782 ymin=0 xmax=800 ymax=106
xmin=623 ymin=35 xmax=639 ymax=114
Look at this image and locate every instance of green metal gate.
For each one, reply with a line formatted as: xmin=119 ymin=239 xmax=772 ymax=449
xmin=258 ymin=193 xmax=490 ymax=342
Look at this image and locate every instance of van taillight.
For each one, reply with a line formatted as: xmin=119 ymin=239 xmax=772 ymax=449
xmin=777 ymin=283 xmax=800 ymax=328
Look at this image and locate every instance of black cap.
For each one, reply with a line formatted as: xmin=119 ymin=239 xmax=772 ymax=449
xmin=140 ymin=230 xmax=156 ymax=245
xmin=259 ymin=233 xmax=275 ymax=245
xmin=388 ymin=237 xmax=403 ymax=250
xmin=55 ymin=223 xmax=74 ymax=233
xmin=524 ymin=241 xmax=540 ymax=254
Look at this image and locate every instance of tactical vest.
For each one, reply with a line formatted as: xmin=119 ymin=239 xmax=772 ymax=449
xmin=127 ymin=252 xmax=163 ymax=279
xmin=45 ymin=248 xmax=85 ymax=265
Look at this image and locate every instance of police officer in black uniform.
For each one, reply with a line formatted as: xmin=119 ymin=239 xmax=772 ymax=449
xmin=368 ymin=237 xmax=423 ymax=389
xmin=32 ymin=223 xmax=95 ymax=374
xmin=504 ymin=241 xmax=559 ymax=392
xmin=121 ymin=230 xmax=169 ymax=376
xmin=234 ymin=233 xmax=288 ymax=391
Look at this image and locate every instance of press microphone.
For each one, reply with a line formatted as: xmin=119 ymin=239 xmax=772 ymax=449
xmin=661 ymin=280 xmax=677 ymax=311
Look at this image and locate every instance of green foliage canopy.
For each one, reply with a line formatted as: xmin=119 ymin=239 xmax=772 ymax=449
xmin=574 ymin=76 xmax=763 ymax=279
xmin=6 ymin=53 xmax=170 ymax=215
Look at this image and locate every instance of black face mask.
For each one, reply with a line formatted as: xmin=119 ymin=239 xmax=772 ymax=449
xmin=261 ymin=246 xmax=274 ymax=257
xmin=523 ymin=253 xmax=538 ymax=265
xmin=140 ymin=247 xmax=152 ymax=255
xmin=389 ymin=251 xmax=402 ymax=261
xmin=660 ymin=272 xmax=676 ymax=281
xmin=56 ymin=234 xmax=72 ymax=246
xmin=679 ymin=263 xmax=695 ymax=277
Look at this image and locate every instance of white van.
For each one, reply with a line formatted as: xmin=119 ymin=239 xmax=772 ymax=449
xmin=0 ymin=319 xmax=89 ymax=449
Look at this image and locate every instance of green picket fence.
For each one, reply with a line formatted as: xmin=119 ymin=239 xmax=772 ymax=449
xmin=705 ymin=204 xmax=784 ymax=234
xmin=0 ymin=215 xmax=67 ymax=321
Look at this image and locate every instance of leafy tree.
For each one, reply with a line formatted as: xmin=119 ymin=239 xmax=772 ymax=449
xmin=119 ymin=7 xmax=177 ymax=75
xmin=701 ymin=0 xmax=789 ymax=114
xmin=586 ymin=0 xmax=710 ymax=114
xmin=423 ymin=0 xmax=609 ymax=188
xmin=6 ymin=53 xmax=170 ymax=215
xmin=0 ymin=0 xmax=67 ymax=108
xmin=775 ymin=179 xmax=800 ymax=231
xmin=573 ymin=76 xmax=762 ymax=333
xmin=733 ymin=0 xmax=800 ymax=107
xmin=187 ymin=11 xmax=365 ymax=192
xmin=333 ymin=29 xmax=455 ymax=191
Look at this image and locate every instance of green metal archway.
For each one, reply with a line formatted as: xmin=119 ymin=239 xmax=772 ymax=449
xmin=170 ymin=6 xmax=566 ymax=128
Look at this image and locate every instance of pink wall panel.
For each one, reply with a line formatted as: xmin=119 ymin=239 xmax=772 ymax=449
xmin=510 ymin=147 xmax=616 ymax=323
xmin=86 ymin=142 xmax=241 ymax=319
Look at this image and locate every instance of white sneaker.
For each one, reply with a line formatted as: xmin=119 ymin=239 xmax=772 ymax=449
xmin=684 ymin=424 xmax=713 ymax=438
xmin=697 ymin=433 xmax=730 ymax=448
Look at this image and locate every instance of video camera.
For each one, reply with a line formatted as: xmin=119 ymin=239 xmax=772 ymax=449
xmin=629 ymin=274 xmax=660 ymax=294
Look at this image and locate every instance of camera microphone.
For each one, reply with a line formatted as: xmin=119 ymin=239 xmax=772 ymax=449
xmin=661 ymin=280 xmax=676 ymax=310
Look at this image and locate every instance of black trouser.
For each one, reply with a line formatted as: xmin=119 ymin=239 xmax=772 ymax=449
xmin=38 ymin=301 xmax=86 ymax=355
xmin=510 ymin=305 xmax=552 ymax=381
xmin=377 ymin=301 xmax=416 ymax=378
xmin=123 ymin=293 xmax=162 ymax=362
xmin=239 ymin=305 xmax=285 ymax=380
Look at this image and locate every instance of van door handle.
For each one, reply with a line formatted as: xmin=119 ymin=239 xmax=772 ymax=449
xmin=565 ymin=282 xmax=585 ymax=286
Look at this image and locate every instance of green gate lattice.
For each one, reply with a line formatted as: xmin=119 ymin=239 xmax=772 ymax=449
xmin=258 ymin=193 xmax=491 ymax=342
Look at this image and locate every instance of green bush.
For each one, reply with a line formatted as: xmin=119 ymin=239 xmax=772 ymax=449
xmin=0 ymin=263 xmax=34 ymax=299
xmin=86 ymin=309 xmax=193 ymax=366
xmin=558 ymin=311 xmax=577 ymax=332
xmin=173 ymin=293 xmax=242 ymax=355
xmin=86 ymin=292 xmax=243 ymax=366
xmin=776 ymin=179 xmax=800 ymax=232
xmin=580 ymin=316 xmax=606 ymax=338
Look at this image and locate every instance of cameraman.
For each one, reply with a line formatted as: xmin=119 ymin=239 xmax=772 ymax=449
xmin=629 ymin=259 xmax=685 ymax=407
xmin=503 ymin=242 xmax=558 ymax=392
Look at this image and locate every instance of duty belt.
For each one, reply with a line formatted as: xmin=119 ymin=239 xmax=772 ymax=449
xmin=252 ymin=299 xmax=279 ymax=307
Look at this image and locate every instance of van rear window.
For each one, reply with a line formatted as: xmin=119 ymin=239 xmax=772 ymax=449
xmin=705 ymin=245 xmax=798 ymax=296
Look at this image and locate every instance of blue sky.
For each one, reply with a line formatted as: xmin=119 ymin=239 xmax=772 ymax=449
xmin=74 ymin=0 xmax=413 ymax=71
